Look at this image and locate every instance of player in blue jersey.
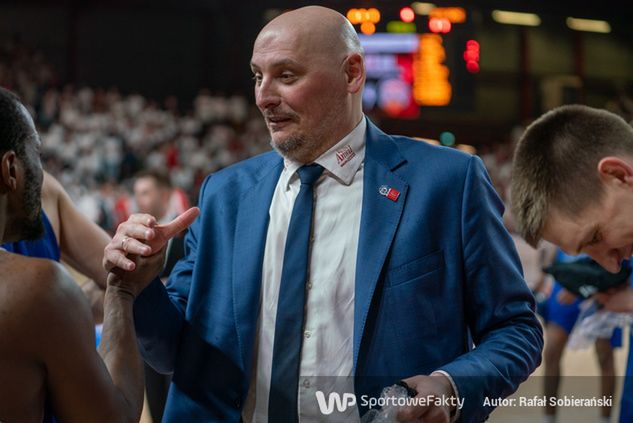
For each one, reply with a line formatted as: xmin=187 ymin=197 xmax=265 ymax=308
xmin=3 ymin=170 xmax=110 ymax=325
xmin=0 ymin=87 xmax=196 ymax=422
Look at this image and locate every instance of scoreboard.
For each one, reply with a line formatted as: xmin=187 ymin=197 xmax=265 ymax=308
xmin=356 ymin=7 xmax=477 ymax=119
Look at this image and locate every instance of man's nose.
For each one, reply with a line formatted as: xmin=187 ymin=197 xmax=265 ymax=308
xmin=255 ymin=79 xmax=280 ymax=110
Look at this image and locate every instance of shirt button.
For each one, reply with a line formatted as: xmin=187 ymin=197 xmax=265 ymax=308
xmin=303 ymin=379 xmax=311 ymax=388
xmin=306 ymin=282 xmax=312 ymax=290
xmin=304 ymin=330 xmax=311 ymax=339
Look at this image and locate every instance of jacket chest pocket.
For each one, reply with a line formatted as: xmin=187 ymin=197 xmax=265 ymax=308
xmin=382 ymin=250 xmax=445 ymax=358
xmin=385 ymin=250 xmax=444 ymax=287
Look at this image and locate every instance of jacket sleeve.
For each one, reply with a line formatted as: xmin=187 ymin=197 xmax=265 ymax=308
xmin=133 ymin=175 xmax=211 ymax=374
xmin=438 ymin=155 xmax=543 ymax=422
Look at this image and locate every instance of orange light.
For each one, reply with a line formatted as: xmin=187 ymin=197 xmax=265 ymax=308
xmin=347 ymin=9 xmax=358 ymax=24
xmin=413 ymin=34 xmax=452 ymax=106
xmin=360 ymin=21 xmax=376 ymax=35
xmin=368 ymin=8 xmax=381 ymax=23
xmin=346 ymin=8 xmax=365 ymax=24
xmin=400 ymin=7 xmax=415 ymax=23
xmin=429 ymin=17 xmax=452 ymax=33
xmin=347 ymin=7 xmax=381 ymax=26
xmin=429 ymin=7 xmax=466 ymax=23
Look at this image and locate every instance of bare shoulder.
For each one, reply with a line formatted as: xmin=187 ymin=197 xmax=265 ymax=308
xmin=42 ymin=171 xmax=64 ymax=198
xmin=0 ymin=252 xmax=73 ymax=293
xmin=0 ymin=253 xmax=92 ymax=350
xmin=41 ymin=171 xmax=62 ymax=209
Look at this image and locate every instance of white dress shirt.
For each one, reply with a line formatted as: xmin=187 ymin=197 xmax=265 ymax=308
xmin=243 ymin=118 xmax=366 ymax=422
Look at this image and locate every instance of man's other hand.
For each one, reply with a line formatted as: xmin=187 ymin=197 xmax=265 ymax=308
xmin=595 ymin=286 xmax=633 ymax=313
xmin=396 ymin=373 xmax=456 ymax=423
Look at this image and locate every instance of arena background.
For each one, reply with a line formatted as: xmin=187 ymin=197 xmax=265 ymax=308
xmin=1 ymin=0 xmax=631 ymax=138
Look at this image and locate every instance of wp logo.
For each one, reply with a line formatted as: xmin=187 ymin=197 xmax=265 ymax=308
xmin=315 ymin=391 xmax=357 ymax=415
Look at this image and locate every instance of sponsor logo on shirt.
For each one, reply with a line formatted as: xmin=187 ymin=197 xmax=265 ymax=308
xmin=336 ymin=145 xmax=356 ymax=167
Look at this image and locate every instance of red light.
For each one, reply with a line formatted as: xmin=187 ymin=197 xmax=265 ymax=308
xmin=429 ymin=17 xmax=452 ymax=33
xmin=466 ymin=61 xmax=480 ymax=73
xmin=463 ymin=50 xmax=479 ymax=61
xmin=400 ymin=7 xmax=415 ymax=23
xmin=464 ymin=39 xmax=480 ymax=73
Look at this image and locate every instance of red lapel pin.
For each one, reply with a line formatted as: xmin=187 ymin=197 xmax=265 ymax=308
xmin=379 ymin=185 xmax=400 ymax=202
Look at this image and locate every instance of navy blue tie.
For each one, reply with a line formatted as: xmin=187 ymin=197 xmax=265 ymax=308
xmin=268 ymin=164 xmax=324 ymax=422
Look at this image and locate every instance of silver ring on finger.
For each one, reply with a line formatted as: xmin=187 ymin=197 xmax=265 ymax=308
xmin=121 ymin=236 xmax=130 ymax=252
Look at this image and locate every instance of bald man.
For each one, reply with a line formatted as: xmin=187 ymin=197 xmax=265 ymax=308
xmin=105 ymin=6 xmax=542 ymax=423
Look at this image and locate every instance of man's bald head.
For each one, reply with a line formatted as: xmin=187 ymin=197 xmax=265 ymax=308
xmin=255 ymin=6 xmax=363 ymax=61
xmin=251 ymin=6 xmax=366 ymax=164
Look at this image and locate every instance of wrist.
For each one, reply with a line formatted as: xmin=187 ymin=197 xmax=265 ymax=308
xmin=430 ymin=372 xmax=457 ymax=416
xmin=105 ymin=284 xmax=136 ymax=302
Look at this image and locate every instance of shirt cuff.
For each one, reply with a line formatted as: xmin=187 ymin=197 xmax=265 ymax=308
xmin=431 ymin=370 xmax=461 ymax=423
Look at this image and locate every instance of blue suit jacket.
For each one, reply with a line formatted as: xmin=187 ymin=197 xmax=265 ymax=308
xmin=134 ymin=120 xmax=543 ymax=422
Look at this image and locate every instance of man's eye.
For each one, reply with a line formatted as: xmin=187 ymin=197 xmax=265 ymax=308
xmin=252 ymin=74 xmax=262 ymax=84
xmin=280 ymin=73 xmax=295 ymax=82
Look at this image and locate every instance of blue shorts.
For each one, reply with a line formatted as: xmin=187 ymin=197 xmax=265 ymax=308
xmin=542 ymin=282 xmax=622 ymax=347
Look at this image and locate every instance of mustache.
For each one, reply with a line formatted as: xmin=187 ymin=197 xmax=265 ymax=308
xmin=263 ymin=110 xmax=298 ymax=121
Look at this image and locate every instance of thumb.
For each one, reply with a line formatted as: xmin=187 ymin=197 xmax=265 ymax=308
xmin=153 ymin=207 xmax=200 ymax=245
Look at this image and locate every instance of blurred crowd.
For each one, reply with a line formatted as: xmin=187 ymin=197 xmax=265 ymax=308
xmin=0 ymin=37 xmax=270 ymax=234
xmin=2 ymin=36 xmax=632 ymax=236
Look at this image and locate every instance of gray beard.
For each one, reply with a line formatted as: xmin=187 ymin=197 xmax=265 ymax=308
xmin=271 ymin=136 xmax=307 ymax=159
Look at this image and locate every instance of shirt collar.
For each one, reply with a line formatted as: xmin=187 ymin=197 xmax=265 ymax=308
xmin=281 ymin=118 xmax=366 ymax=189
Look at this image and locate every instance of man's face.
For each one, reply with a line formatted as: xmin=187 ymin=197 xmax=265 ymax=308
xmin=542 ymin=186 xmax=633 ymax=273
xmin=250 ymin=28 xmax=349 ymax=162
xmin=134 ymin=177 xmax=167 ymax=219
xmin=11 ymin=105 xmax=44 ymax=241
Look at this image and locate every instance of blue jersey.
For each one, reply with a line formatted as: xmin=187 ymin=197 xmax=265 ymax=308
xmin=2 ymin=211 xmax=60 ymax=261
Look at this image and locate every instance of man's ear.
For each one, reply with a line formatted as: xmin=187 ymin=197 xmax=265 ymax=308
xmin=597 ymin=157 xmax=633 ymax=187
xmin=344 ymin=53 xmax=365 ymax=94
xmin=0 ymin=150 xmax=18 ymax=193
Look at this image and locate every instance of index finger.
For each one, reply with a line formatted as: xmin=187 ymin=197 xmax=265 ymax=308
xmin=120 ymin=213 xmax=157 ymax=228
xmin=156 ymin=207 xmax=200 ymax=240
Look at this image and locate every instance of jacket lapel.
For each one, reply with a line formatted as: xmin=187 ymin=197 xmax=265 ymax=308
xmin=233 ymin=156 xmax=283 ymax=372
xmin=353 ymin=120 xmax=408 ymax=371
